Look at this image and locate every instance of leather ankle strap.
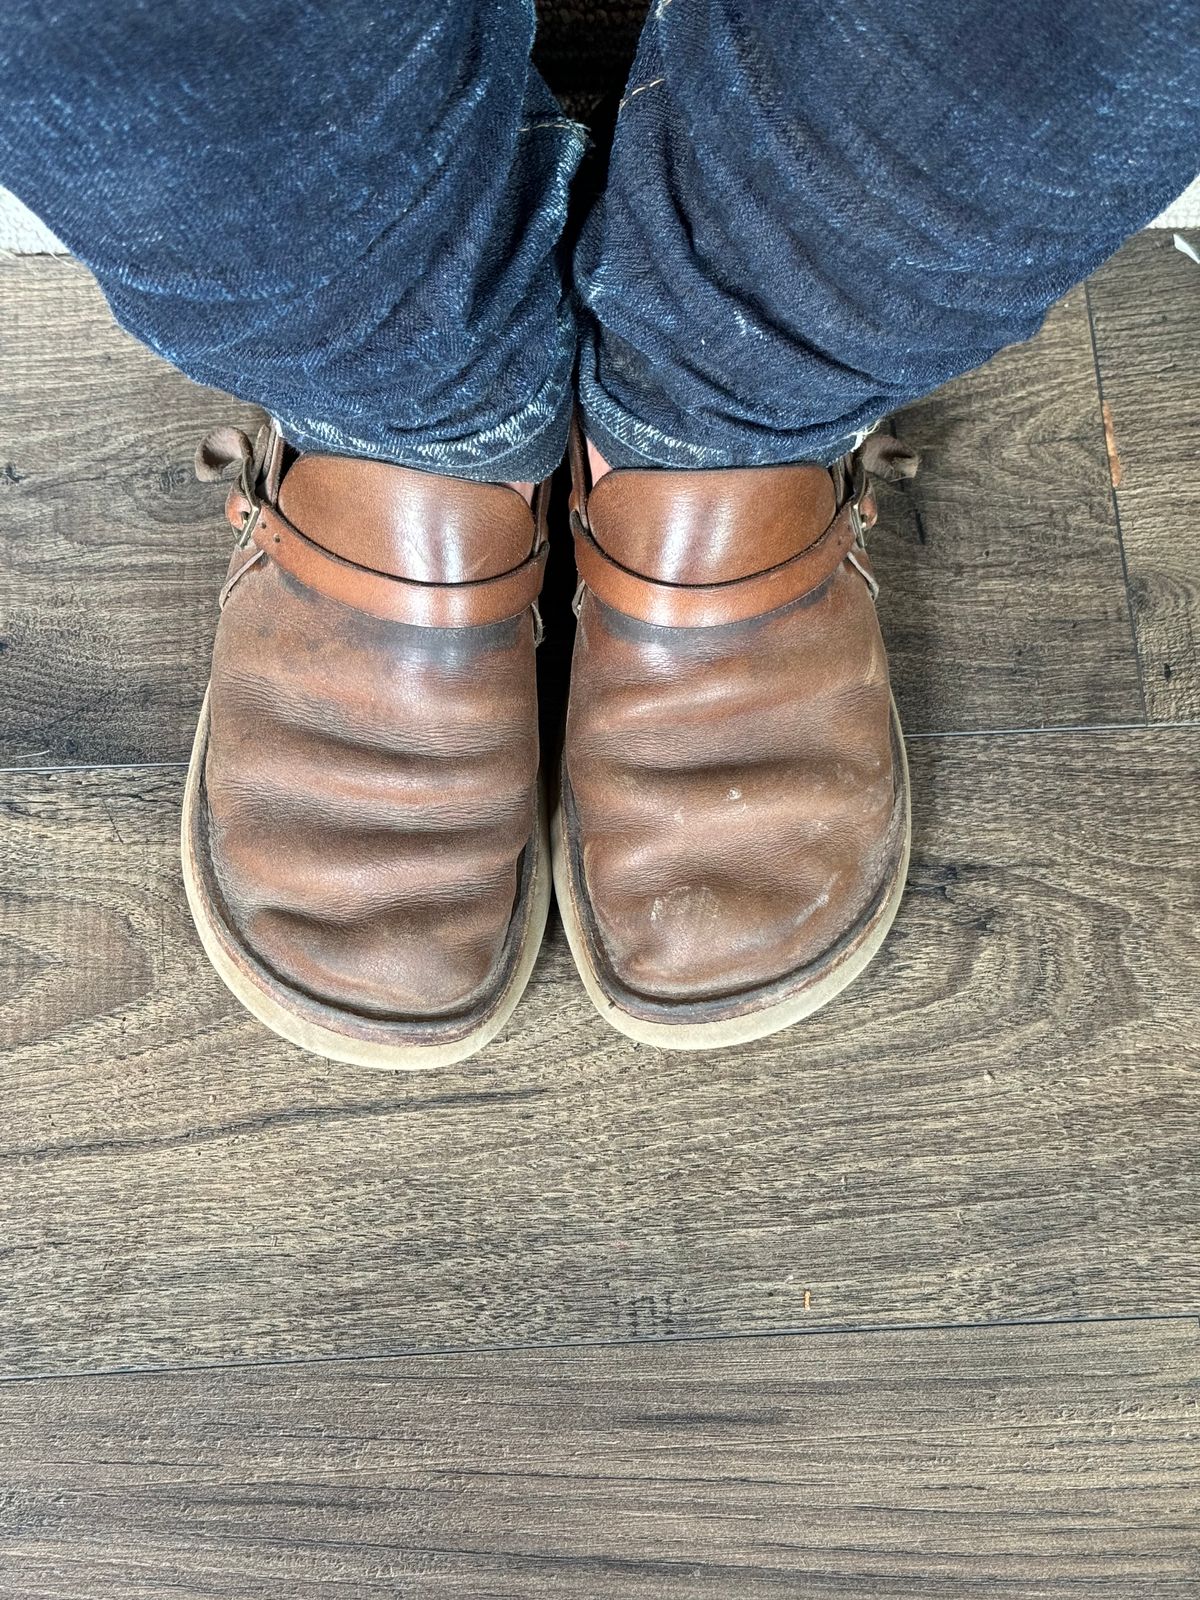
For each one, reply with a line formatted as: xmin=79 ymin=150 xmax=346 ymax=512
xmin=570 ymin=498 xmax=864 ymax=628
xmin=200 ymin=424 xmax=548 ymax=629
xmin=230 ymin=491 xmax=547 ymax=628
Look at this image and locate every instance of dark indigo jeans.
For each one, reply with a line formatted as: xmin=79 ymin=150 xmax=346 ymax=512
xmin=2 ymin=1 xmax=1197 ymax=478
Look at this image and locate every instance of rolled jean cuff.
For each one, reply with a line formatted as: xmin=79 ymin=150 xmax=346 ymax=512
xmin=576 ymin=328 xmax=874 ymax=472
xmin=264 ymin=317 xmax=577 ymax=485
xmin=277 ymin=375 xmax=575 ymax=485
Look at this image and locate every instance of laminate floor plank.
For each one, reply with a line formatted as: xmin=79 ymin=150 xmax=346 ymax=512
xmin=0 ymin=256 xmax=261 ymax=768
xmin=1 ymin=1318 xmax=1196 ymax=1598
xmin=2 ymin=729 xmax=1196 ymax=1376
xmin=872 ymin=286 xmax=1143 ymax=733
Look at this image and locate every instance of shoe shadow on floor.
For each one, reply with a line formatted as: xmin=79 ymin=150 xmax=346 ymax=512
xmin=873 ymin=430 xmax=940 ymax=877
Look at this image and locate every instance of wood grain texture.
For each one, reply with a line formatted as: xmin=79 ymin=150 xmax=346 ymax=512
xmin=2 ymin=729 xmax=1197 ymax=1377
xmin=0 ymin=256 xmax=261 ymax=767
xmin=1087 ymin=229 xmax=1200 ymax=722
xmin=872 ymin=288 xmax=1143 ymax=733
xmin=0 ymin=1318 xmax=1196 ymax=1599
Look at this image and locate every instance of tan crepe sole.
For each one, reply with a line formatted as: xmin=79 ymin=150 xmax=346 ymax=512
xmin=182 ymin=690 xmax=551 ymax=1071
xmin=552 ymin=698 xmax=911 ymax=1051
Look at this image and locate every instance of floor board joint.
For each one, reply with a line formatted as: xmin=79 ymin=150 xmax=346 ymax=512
xmin=1084 ymin=276 xmax=1149 ymax=723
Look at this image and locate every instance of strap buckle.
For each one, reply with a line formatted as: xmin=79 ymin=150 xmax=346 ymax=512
xmin=233 ymin=460 xmax=262 ymax=548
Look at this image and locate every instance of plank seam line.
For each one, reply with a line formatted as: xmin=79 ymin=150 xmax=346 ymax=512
xmin=1 ymin=1312 xmax=1196 ymax=1387
xmin=1083 ymin=276 xmax=1149 ymax=724
xmin=4 ymin=719 xmax=1200 ymax=780
xmin=0 ymin=759 xmax=189 ymax=777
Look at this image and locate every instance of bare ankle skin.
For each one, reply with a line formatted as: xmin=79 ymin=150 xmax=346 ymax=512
xmin=585 ymin=441 xmax=612 ymax=486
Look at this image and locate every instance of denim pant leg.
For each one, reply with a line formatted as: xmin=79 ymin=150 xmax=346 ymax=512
xmin=576 ymin=0 xmax=1200 ymax=470
xmin=0 ymin=1 xmax=585 ymax=482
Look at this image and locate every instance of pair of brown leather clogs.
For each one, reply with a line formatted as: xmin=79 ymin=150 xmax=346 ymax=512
xmin=183 ymin=421 xmax=913 ymax=1066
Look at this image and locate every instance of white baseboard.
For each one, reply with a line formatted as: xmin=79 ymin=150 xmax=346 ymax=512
xmin=0 ymin=189 xmax=63 ymax=252
xmin=1153 ymin=176 xmax=1200 ymax=228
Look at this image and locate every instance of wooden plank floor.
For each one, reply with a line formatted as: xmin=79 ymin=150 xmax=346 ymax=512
xmin=2 ymin=729 xmax=1199 ymax=1372
xmin=2 ymin=236 xmax=1199 ymax=1593
xmin=2 ymin=1320 xmax=1196 ymax=1598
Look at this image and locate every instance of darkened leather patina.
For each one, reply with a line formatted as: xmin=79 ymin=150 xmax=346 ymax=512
xmin=556 ymin=426 xmax=916 ymax=1045
xmin=183 ymin=423 xmax=550 ymax=1067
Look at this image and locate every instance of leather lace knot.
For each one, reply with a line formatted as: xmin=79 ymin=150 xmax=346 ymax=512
xmin=196 ymin=424 xmax=275 ymax=547
xmin=848 ymin=431 xmax=920 ymax=535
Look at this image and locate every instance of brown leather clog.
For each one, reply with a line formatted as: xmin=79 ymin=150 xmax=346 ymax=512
xmin=183 ymin=423 xmax=550 ymax=1068
xmin=555 ymin=427 xmax=914 ymax=1048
